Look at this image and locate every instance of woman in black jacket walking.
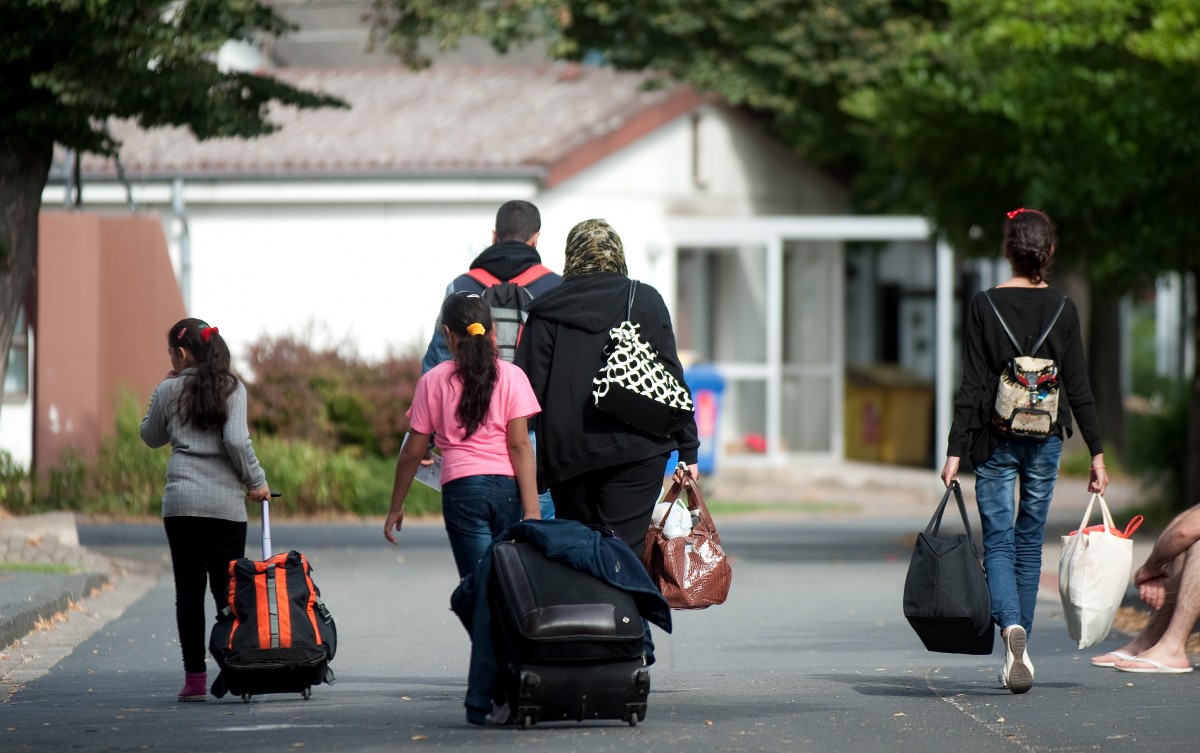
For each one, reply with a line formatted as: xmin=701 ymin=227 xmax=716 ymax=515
xmin=515 ymin=219 xmax=700 ymax=556
xmin=940 ymin=208 xmax=1108 ymax=695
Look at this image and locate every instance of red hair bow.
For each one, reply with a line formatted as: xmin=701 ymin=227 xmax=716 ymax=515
xmin=1006 ymin=208 xmax=1026 ymax=220
xmin=201 ymin=326 xmax=219 ymax=343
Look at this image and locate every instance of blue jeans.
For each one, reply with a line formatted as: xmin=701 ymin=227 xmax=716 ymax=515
xmin=527 ymin=429 xmax=555 ymax=520
xmin=442 ymin=475 xmax=524 ymax=580
xmin=973 ymin=435 xmax=1063 ymax=637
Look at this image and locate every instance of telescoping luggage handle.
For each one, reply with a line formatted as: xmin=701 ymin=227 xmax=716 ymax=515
xmin=261 ymin=491 xmax=282 ymax=561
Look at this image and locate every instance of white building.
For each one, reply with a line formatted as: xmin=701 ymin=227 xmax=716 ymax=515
xmin=31 ymin=64 xmax=929 ymax=473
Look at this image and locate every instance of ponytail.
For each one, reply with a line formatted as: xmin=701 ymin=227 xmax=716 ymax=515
xmin=168 ymin=318 xmax=237 ymax=431
xmin=440 ymin=294 xmax=498 ymax=438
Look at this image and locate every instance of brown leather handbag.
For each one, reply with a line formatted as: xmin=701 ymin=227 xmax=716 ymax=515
xmin=641 ymin=472 xmax=732 ymax=609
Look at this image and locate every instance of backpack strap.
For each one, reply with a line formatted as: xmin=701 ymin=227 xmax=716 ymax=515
xmin=465 ymin=264 xmax=552 ymax=289
xmin=1031 ymin=296 xmax=1068 ymax=355
xmin=509 ymin=263 xmax=554 ymax=287
xmin=465 ymin=268 xmax=501 ymax=287
xmin=983 ymin=291 xmax=1067 ymax=356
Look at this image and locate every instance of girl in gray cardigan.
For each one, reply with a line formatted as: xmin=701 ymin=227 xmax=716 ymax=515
xmin=141 ymin=318 xmax=271 ymax=701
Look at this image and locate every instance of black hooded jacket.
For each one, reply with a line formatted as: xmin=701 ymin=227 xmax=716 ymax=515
xmin=455 ymin=239 xmax=560 ymax=294
xmin=515 ymin=271 xmax=700 ymax=488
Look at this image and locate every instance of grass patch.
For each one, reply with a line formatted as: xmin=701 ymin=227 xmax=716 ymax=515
xmin=0 ymin=561 xmax=80 ymax=574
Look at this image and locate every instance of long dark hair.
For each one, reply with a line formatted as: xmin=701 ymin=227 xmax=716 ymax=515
xmin=1003 ymin=208 xmax=1056 ymax=284
xmin=168 ymin=318 xmax=237 ymax=431
xmin=441 ymin=294 xmax=498 ymax=438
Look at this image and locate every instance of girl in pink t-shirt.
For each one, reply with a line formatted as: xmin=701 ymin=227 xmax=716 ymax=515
xmin=384 ymin=293 xmax=541 ymax=579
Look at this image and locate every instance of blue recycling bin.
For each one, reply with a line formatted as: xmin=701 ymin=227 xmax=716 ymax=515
xmin=666 ymin=363 xmax=725 ymax=475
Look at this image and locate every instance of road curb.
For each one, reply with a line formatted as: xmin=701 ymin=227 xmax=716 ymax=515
xmin=0 ymin=570 xmax=108 ymax=650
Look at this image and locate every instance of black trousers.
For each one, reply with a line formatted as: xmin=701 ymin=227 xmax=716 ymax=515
xmin=550 ymin=453 xmax=671 ymax=558
xmin=163 ymin=516 xmax=247 ymax=673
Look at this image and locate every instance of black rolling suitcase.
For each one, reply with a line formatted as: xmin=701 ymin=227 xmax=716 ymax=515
xmin=489 ymin=539 xmax=651 ymax=728
xmin=209 ymin=494 xmax=337 ymax=702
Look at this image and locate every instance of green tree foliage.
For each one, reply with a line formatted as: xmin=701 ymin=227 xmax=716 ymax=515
xmin=372 ymin=0 xmax=1200 ymax=501
xmin=370 ymin=0 xmax=1199 ymax=279
xmin=0 ymin=1 xmax=345 ymax=405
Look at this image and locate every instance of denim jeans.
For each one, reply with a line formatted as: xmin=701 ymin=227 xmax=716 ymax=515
xmin=441 ymin=474 xmax=524 ymax=580
xmin=973 ymin=435 xmax=1063 ymax=637
xmin=527 ymin=429 xmax=555 ymax=520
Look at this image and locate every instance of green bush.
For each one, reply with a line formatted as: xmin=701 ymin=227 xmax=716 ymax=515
xmin=1060 ymin=442 xmax=1122 ymax=478
xmin=1 ymin=393 xmax=441 ymax=521
xmin=86 ymin=391 xmax=169 ymax=516
xmin=5 ymin=334 xmax=438 ymax=520
xmin=1126 ymin=382 xmax=1188 ymax=511
xmin=245 ymin=334 xmax=421 ymax=460
xmin=0 ymin=450 xmax=34 ymax=514
xmin=253 ymin=440 xmax=440 ymax=519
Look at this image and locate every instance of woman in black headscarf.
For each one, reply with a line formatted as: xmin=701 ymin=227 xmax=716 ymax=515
xmin=515 ymin=219 xmax=700 ymax=556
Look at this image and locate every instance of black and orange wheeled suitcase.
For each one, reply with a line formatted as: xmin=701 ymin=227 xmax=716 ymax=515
xmin=209 ymin=495 xmax=337 ymax=702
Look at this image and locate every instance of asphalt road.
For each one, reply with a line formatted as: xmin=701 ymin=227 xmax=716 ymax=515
xmin=0 ymin=515 xmax=1191 ymax=753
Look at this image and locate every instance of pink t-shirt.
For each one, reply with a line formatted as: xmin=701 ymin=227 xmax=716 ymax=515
xmin=407 ymin=360 xmax=541 ymax=485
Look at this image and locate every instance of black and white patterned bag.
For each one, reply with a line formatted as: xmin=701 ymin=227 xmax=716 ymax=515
xmin=592 ymin=281 xmax=694 ymax=436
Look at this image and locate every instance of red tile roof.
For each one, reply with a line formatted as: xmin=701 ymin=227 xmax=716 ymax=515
xmin=81 ymin=65 xmax=703 ymax=187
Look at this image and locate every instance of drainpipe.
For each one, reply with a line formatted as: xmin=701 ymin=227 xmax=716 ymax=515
xmin=171 ymin=178 xmax=192 ymax=312
xmin=934 ymin=237 xmax=955 ymax=470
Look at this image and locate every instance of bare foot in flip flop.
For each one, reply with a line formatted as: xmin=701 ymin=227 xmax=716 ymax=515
xmin=1090 ymin=650 xmax=1137 ymax=668
xmin=1114 ymin=656 xmax=1194 ymax=674
xmin=1113 ymin=645 xmax=1194 ymax=673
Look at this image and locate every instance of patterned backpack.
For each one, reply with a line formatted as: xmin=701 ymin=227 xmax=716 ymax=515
xmin=984 ymin=291 xmax=1067 ymax=439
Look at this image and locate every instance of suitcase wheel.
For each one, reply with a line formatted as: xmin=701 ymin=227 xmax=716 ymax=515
xmin=522 ymin=715 xmax=534 ymax=730
xmin=628 ymin=711 xmax=638 ymax=727
xmin=302 ymin=687 xmax=312 ymax=700
xmin=241 ymin=693 xmax=252 ymax=704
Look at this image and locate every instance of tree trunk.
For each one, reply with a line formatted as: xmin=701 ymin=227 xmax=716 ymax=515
xmin=0 ymin=135 xmax=54 ymax=431
xmin=1088 ymin=294 xmax=1125 ymax=455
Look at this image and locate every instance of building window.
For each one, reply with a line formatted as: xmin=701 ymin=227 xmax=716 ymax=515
xmin=4 ymin=306 xmax=29 ymax=401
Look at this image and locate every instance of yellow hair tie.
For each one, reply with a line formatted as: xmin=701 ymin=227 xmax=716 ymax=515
xmin=466 ymin=323 xmax=486 ymax=336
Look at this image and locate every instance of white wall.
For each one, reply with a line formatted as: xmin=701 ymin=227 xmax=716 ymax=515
xmin=185 ymin=202 xmax=506 ymax=366
xmin=0 ymin=399 xmax=32 ymax=468
xmin=41 ymin=104 xmax=847 ymax=373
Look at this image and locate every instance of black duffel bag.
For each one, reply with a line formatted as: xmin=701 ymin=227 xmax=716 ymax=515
xmin=902 ymin=480 xmax=995 ymax=655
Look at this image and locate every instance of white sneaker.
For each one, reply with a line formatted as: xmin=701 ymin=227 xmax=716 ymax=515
xmin=1001 ymin=625 xmax=1033 ymax=694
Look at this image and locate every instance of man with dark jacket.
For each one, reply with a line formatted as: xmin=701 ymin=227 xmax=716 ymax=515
xmin=419 ymin=200 xmax=561 ymax=520
xmin=420 ymin=200 xmax=561 ymax=372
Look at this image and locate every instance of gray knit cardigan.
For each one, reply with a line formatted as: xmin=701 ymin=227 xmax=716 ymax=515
xmin=140 ymin=369 xmax=267 ymax=521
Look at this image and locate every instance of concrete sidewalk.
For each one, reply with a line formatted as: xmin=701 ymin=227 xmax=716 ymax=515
xmin=0 ymin=513 xmax=114 ymax=650
xmin=0 ymin=462 xmax=1158 ymax=654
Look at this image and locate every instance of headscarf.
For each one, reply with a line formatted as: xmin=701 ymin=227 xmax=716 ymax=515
xmin=562 ymin=219 xmax=627 ymax=278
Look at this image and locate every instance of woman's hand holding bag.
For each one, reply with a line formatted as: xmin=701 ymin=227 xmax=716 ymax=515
xmin=641 ymin=464 xmax=732 ymax=609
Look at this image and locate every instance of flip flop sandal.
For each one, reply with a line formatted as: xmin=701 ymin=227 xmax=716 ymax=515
xmin=1114 ymin=657 xmax=1194 ymax=674
xmin=1090 ymin=650 xmax=1135 ymax=668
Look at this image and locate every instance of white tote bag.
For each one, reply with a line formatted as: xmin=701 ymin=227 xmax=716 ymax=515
xmin=1058 ymin=494 xmax=1140 ymax=649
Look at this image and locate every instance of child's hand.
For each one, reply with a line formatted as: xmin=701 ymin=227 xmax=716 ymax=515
xmin=247 ymin=485 xmax=271 ymax=502
xmin=384 ymin=508 xmax=405 ymax=544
